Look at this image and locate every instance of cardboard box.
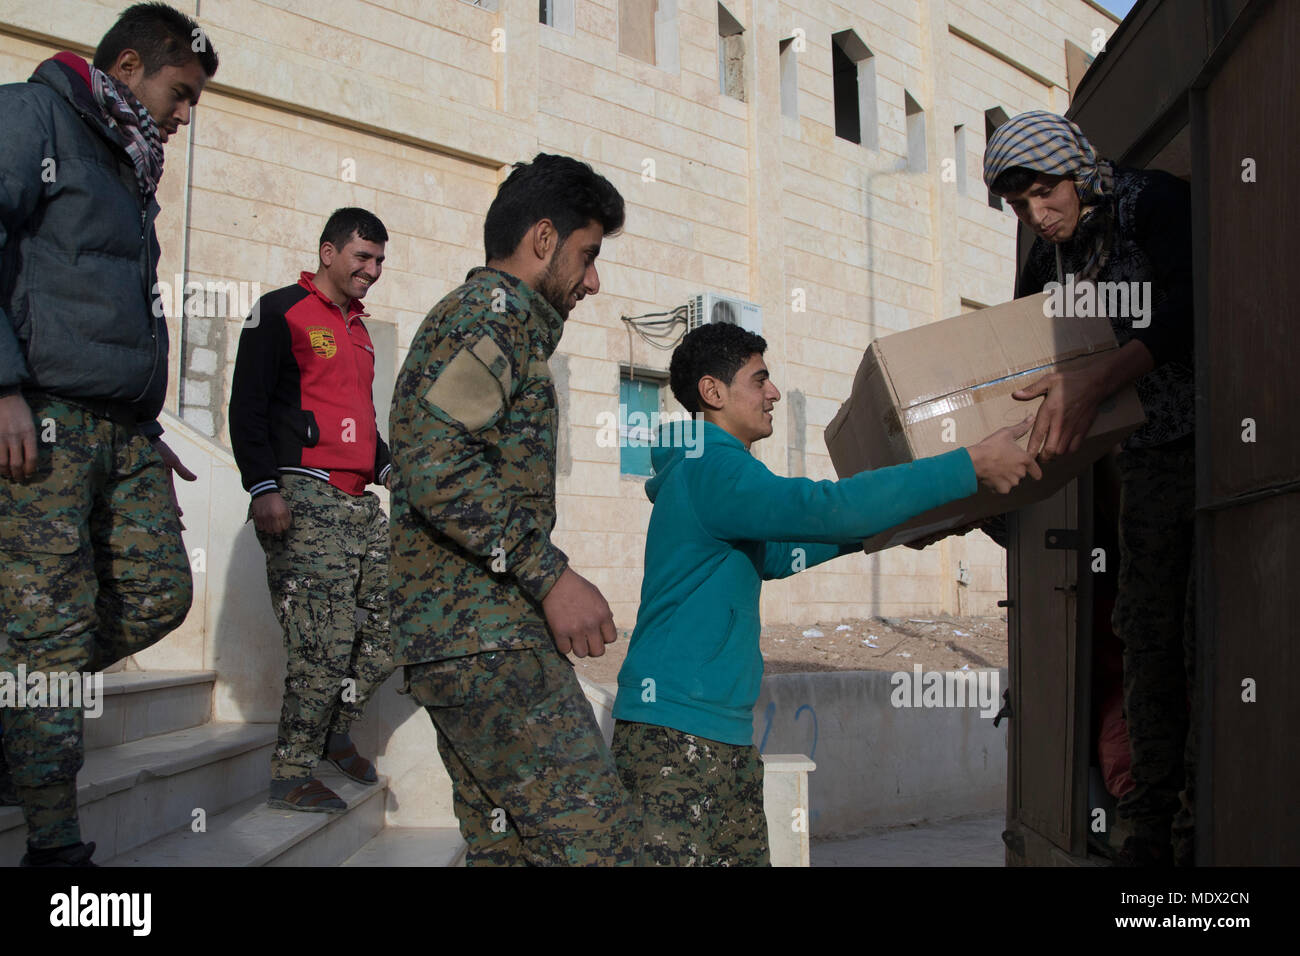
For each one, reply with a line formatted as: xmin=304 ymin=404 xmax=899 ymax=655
xmin=824 ymin=293 xmax=1146 ymax=554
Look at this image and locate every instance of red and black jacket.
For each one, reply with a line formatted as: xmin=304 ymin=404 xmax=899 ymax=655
xmin=230 ymin=272 xmax=391 ymax=498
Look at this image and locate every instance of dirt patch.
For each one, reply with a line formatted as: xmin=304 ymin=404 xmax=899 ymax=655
xmin=571 ymin=614 xmax=1008 ymax=687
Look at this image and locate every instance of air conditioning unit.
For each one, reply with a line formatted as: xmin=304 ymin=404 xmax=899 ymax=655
xmin=688 ymin=292 xmax=762 ymax=336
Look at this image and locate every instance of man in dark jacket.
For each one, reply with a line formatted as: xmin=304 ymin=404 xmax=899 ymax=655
xmin=0 ymin=3 xmax=218 ymax=866
xmin=229 ymin=208 xmax=394 ymax=814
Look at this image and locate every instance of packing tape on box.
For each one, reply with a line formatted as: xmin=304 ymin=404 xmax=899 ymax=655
xmin=901 ymin=362 xmax=1056 ymax=427
xmin=898 ymin=334 xmax=1110 ymax=410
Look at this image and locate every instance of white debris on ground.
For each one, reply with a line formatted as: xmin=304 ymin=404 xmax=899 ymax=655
xmin=763 ymin=615 xmax=1009 ymax=674
xmin=573 ymin=614 xmax=1010 ymax=683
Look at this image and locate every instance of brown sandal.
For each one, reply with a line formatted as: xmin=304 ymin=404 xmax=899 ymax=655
xmin=325 ymin=741 xmax=378 ymax=785
xmin=267 ymin=778 xmax=347 ymax=813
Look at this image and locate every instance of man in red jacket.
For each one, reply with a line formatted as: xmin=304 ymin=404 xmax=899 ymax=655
xmin=229 ymin=207 xmax=394 ymax=812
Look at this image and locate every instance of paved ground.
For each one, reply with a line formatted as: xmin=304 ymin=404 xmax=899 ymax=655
xmin=812 ymin=811 xmax=1005 ymax=866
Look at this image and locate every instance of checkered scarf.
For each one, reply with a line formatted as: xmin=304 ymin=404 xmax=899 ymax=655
xmin=89 ymin=64 xmax=165 ymax=200
xmin=983 ymin=110 xmax=1115 ymax=279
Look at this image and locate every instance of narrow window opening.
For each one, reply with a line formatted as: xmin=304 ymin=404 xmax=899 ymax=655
xmin=905 ymin=91 xmax=926 ymax=172
xmin=718 ymin=4 xmax=745 ymax=101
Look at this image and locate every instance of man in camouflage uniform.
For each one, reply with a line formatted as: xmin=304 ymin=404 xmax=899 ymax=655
xmin=389 ymin=153 xmax=639 ymax=865
xmin=230 ymin=208 xmax=394 ymax=812
xmin=612 ymin=722 xmax=769 ymax=867
xmin=0 ymin=4 xmax=218 ymax=866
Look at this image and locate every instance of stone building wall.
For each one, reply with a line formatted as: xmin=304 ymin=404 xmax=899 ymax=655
xmin=0 ymin=0 xmax=1119 ymax=628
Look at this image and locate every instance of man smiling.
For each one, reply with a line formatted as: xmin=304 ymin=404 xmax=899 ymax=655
xmin=230 ymin=207 xmax=395 ymax=813
xmin=612 ymin=323 xmax=1041 ymax=866
xmin=0 ymin=2 xmax=217 ymax=866
xmin=613 ymin=323 xmax=1040 ymax=868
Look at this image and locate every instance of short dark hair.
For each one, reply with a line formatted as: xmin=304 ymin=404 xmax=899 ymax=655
xmin=94 ymin=2 xmax=219 ymax=78
xmin=320 ymin=207 xmax=388 ymax=251
xmin=991 ymin=165 xmax=1046 ymax=197
xmin=483 ymin=153 xmax=625 ymax=262
xmin=670 ymin=322 xmax=767 ymax=414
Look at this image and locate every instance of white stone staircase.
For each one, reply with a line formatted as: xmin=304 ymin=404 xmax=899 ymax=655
xmin=0 ymin=669 xmax=462 ymax=867
xmin=1 ymin=664 xmax=812 ymax=866
xmin=2 ymin=413 xmax=812 ymax=867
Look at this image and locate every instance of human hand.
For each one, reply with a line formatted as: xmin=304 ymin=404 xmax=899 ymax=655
xmin=542 ymin=567 xmax=618 ymax=659
xmin=251 ymin=491 xmax=292 ymax=535
xmin=0 ymin=392 xmax=36 ymax=480
xmin=967 ymin=416 xmax=1044 ymax=494
xmin=1012 ymin=366 xmax=1106 ymax=462
xmin=153 ymin=438 xmax=197 ymax=530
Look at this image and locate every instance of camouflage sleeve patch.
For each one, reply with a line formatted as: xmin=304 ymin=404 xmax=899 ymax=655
xmin=422 ymin=336 xmax=508 ymax=432
xmin=471 ymin=334 xmax=512 ymax=398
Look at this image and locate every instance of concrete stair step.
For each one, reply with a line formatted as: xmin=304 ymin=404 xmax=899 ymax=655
xmin=87 ymin=670 xmax=216 ymax=751
xmin=0 ymin=721 xmax=276 ymax=865
xmin=103 ymin=769 xmax=386 ymax=867
xmin=341 ymin=827 xmax=466 ymax=867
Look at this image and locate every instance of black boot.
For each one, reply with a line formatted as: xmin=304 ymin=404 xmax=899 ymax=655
xmin=0 ymin=766 xmax=17 ymax=806
xmin=0 ymin=731 xmax=17 ymax=806
xmin=21 ymin=841 xmax=98 ymax=867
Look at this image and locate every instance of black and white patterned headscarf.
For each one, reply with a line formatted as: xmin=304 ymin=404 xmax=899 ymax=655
xmin=983 ymin=110 xmax=1115 ymax=280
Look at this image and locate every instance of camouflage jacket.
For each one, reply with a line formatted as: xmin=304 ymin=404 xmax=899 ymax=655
xmin=389 ymin=266 xmax=569 ymax=664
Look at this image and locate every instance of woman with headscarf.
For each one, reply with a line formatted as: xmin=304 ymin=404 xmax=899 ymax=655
xmin=984 ymin=110 xmax=1196 ymax=868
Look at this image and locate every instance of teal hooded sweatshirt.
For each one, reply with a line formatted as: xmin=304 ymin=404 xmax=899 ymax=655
xmin=613 ymin=420 xmax=978 ymax=746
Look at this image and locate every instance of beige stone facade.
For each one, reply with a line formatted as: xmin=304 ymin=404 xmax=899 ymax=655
xmin=0 ymin=0 xmax=1118 ymax=629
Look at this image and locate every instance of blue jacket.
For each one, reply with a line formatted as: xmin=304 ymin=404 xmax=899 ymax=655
xmin=613 ymin=420 xmax=977 ymax=745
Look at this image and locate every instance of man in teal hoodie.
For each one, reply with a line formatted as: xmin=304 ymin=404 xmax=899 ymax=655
xmin=612 ymin=322 xmax=1041 ymax=866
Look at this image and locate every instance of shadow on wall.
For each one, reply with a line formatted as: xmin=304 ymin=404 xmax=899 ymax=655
xmin=211 ymin=521 xmax=285 ymax=725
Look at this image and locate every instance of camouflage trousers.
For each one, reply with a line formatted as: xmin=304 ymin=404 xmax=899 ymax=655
xmin=1112 ymin=439 xmax=1196 ymax=863
xmin=0 ymin=394 xmax=191 ymax=849
xmin=254 ymin=475 xmax=393 ymax=780
xmin=405 ymin=646 xmax=639 ymax=866
xmin=612 ymin=719 xmax=770 ymax=867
